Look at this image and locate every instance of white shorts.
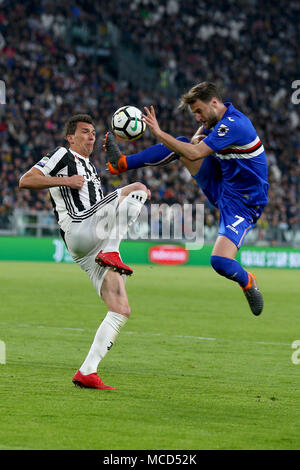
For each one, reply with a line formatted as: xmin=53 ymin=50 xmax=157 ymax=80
xmin=64 ymin=189 xmax=122 ymax=296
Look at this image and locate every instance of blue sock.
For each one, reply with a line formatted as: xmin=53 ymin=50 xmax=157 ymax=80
xmin=210 ymin=255 xmax=249 ymax=287
xmin=126 ymin=136 xmax=190 ymax=170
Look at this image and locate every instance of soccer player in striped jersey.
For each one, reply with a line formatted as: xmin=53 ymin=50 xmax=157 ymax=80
xmin=19 ymin=114 xmax=150 ymax=390
xmin=104 ymin=82 xmax=269 ymax=316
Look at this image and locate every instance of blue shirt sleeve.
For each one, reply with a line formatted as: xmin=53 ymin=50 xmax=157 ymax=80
xmin=203 ymin=120 xmax=241 ymax=152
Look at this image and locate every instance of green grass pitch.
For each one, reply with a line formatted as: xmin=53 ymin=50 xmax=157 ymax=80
xmin=1 ymin=261 xmax=300 ymax=450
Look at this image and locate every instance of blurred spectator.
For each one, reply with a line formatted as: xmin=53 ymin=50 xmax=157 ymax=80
xmin=0 ymin=0 xmax=299 ymax=243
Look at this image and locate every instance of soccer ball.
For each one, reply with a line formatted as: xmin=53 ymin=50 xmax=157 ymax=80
xmin=111 ymin=105 xmax=146 ymax=141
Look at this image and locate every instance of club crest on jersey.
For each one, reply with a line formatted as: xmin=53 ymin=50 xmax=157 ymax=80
xmin=217 ymin=124 xmax=230 ymax=136
xmin=37 ymin=156 xmax=49 ymax=167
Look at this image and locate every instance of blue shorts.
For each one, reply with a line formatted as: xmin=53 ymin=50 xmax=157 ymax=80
xmin=217 ymin=196 xmax=264 ymax=248
xmin=193 ymin=156 xmax=265 ymax=249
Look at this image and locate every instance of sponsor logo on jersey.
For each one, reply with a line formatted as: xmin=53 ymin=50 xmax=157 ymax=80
xmin=37 ymin=156 xmax=49 ymax=167
xmin=217 ymin=124 xmax=230 ymax=136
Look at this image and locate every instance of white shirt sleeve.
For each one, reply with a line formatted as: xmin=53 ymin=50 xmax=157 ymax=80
xmin=33 ymin=147 xmax=69 ymax=176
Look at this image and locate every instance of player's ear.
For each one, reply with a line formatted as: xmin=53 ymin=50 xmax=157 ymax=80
xmin=66 ymin=134 xmax=75 ymax=145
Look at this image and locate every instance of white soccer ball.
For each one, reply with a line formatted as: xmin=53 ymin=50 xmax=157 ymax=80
xmin=111 ymin=105 xmax=146 ymax=141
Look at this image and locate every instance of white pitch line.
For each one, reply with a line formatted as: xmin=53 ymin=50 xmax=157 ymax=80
xmin=0 ymin=321 xmax=84 ymax=332
xmin=124 ymin=330 xmax=216 ymax=341
xmin=0 ymin=321 xmax=215 ymax=341
xmin=0 ymin=321 xmax=291 ymax=347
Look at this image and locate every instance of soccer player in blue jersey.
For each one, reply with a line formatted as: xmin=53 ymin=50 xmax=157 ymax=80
xmin=104 ymin=82 xmax=268 ymax=315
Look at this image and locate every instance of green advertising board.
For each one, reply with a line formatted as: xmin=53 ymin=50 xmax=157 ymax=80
xmin=0 ymin=237 xmax=300 ymax=268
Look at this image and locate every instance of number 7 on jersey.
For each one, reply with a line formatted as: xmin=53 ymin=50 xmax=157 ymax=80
xmin=231 ymin=215 xmax=245 ymax=227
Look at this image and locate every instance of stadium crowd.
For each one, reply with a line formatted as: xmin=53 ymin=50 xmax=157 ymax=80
xmin=0 ymin=0 xmax=300 ymax=243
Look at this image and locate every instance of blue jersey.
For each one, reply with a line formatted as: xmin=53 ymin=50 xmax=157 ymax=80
xmin=202 ymin=102 xmax=269 ymax=206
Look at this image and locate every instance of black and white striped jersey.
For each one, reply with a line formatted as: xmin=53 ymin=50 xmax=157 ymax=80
xmin=33 ymin=146 xmax=112 ymax=230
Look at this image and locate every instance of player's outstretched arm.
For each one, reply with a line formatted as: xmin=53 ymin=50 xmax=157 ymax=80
xmin=142 ymin=106 xmax=213 ymax=161
xmin=19 ymin=168 xmax=84 ymax=190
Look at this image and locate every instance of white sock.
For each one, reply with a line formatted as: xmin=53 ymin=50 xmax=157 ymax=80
xmin=103 ymin=190 xmax=147 ymax=253
xmin=79 ymin=311 xmax=128 ymax=375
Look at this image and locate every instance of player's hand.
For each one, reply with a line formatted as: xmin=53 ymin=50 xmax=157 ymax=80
xmin=191 ymin=134 xmax=206 ymax=145
xmin=191 ymin=126 xmax=206 ymax=145
xmin=66 ymin=175 xmax=85 ymax=189
xmin=142 ymin=106 xmax=161 ymax=137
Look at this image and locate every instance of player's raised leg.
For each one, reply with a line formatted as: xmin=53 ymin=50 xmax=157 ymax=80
xmin=73 ymin=270 xmax=130 ymax=390
xmin=104 ymin=131 xmax=189 ymax=174
xmin=95 ymin=182 xmax=149 ymax=275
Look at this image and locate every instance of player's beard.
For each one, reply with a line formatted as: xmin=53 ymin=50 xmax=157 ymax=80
xmin=205 ymin=110 xmax=219 ymax=129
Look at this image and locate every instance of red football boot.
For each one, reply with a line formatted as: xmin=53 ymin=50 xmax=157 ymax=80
xmin=72 ymin=370 xmax=116 ymax=390
xmin=95 ymin=250 xmax=133 ymax=276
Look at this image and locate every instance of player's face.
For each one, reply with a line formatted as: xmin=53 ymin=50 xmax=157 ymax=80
xmin=67 ymin=122 xmax=96 ymax=157
xmin=190 ymin=99 xmax=219 ymax=129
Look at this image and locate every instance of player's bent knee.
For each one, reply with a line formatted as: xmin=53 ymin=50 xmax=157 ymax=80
xmin=119 ymin=184 xmax=149 ymax=208
xmin=122 ymin=182 xmax=148 ymax=196
xmin=129 ymin=182 xmax=148 ymax=194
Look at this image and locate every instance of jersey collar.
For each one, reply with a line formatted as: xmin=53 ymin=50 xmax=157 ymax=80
xmin=69 ymin=149 xmax=89 ymax=161
xmin=202 ymin=102 xmax=235 ymax=133
xmin=222 ymin=102 xmax=235 ymax=118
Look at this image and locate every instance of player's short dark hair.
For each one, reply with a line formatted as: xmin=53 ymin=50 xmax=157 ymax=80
xmin=178 ymin=82 xmax=223 ymax=109
xmin=64 ymin=114 xmax=95 ymax=136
